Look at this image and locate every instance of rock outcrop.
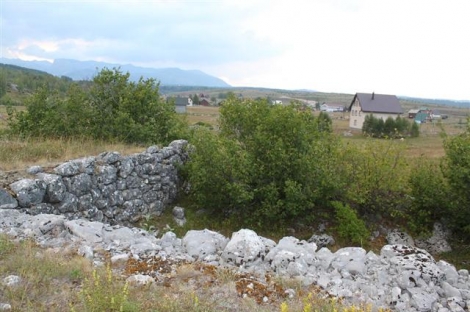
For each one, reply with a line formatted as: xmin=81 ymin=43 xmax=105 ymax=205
xmin=0 ymin=209 xmax=468 ymax=312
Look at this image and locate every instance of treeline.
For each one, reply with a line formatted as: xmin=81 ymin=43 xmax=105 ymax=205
xmin=362 ymin=115 xmax=420 ymax=138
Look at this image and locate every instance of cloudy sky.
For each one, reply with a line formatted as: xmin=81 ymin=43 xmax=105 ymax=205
xmin=1 ymin=0 xmax=469 ymax=100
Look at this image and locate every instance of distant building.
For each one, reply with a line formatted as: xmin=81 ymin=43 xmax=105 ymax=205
xmin=348 ymin=92 xmax=404 ymax=129
xmin=174 ymin=96 xmax=192 ymax=113
xmin=408 ymin=109 xmax=420 ymax=119
xmin=320 ymin=103 xmax=344 ymax=112
xmin=199 ymin=98 xmax=210 ymax=106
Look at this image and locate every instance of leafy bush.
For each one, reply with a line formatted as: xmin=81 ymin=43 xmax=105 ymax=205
xmin=332 ymin=201 xmax=370 ymax=246
xmin=443 ymin=119 xmax=470 ymax=239
xmin=7 ymin=68 xmax=187 ymax=145
xmin=186 ymin=95 xmax=342 ymax=229
xmin=339 ymin=138 xmax=411 ymax=218
xmin=407 ymin=158 xmax=450 ymax=236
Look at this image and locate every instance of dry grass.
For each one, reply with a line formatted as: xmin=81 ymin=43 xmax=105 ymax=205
xmin=0 ymin=137 xmax=145 ymax=172
xmin=186 ymin=105 xmax=220 ymax=127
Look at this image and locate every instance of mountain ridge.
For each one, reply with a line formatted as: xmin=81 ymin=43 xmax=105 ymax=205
xmin=0 ymin=57 xmax=230 ymax=88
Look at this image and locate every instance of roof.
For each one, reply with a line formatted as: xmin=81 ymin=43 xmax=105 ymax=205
xmin=349 ymin=93 xmax=403 ymax=114
xmin=408 ymin=109 xmax=420 ymax=114
xmin=174 ymin=97 xmax=188 ymax=106
xmin=415 ymin=112 xmax=428 ymax=122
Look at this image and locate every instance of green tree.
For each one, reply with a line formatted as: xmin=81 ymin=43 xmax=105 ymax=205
xmin=443 ymin=119 xmax=470 ymax=239
xmin=407 ymin=159 xmax=450 ymax=236
xmin=410 ymin=121 xmax=420 ymax=137
xmin=186 ymin=95 xmax=342 ymax=229
xmin=192 ymin=94 xmax=199 ymax=105
xmin=384 ymin=117 xmax=396 ymax=137
xmin=339 ymin=138 xmax=410 ymax=218
xmin=7 ymin=68 xmax=187 ymax=145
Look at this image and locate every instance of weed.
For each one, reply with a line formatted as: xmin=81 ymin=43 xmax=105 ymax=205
xmin=0 ymin=234 xmax=14 ymax=257
xmin=73 ymin=263 xmax=133 ymax=312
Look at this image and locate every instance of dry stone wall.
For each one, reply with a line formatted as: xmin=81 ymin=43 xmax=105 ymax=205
xmin=0 ymin=140 xmax=189 ymax=225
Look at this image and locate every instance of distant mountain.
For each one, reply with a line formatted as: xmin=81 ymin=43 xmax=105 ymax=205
xmin=0 ymin=58 xmax=231 ymax=88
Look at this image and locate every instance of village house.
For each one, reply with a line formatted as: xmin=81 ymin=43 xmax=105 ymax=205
xmin=348 ymin=92 xmax=404 ymax=129
xmin=408 ymin=109 xmax=420 ymax=119
xmin=199 ymin=98 xmax=210 ymax=106
xmin=320 ymin=103 xmax=344 ymax=112
xmin=174 ymin=96 xmax=193 ymax=113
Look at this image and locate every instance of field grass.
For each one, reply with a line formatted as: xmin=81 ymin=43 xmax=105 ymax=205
xmin=0 ymin=136 xmax=145 ymax=172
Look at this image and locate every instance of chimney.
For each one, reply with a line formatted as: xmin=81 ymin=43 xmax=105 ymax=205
xmin=372 ymin=92 xmax=375 ymax=100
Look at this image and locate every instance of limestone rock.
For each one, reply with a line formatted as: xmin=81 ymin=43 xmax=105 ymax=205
xmin=0 ymin=188 xmax=18 ymax=209
xmin=37 ymin=173 xmax=66 ymax=203
xmin=182 ymin=229 xmax=228 ymax=260
xmin=222 ymin=229 xmax=273 ymax=265
xmin=308 ymin=233 xmax=335 ymax=248
xmin=9 ymin=179 xmax=46 ymax=208
xmin=127 ymin=274 xmax=154 ymax=286
xmin=172 ymin=206 xmax=186 ymax=227
xmin=386 ymin=229 xmax=415 ymax=246
xmin=26 ymin=165 xmax=43 ymax=175
xmin=2 ymin=275 xmax=21 ymax=287
xmin=415 ymin=223 xmax=452 ymax=255
xmin=54 ymin=161 xmax=80 ymax=176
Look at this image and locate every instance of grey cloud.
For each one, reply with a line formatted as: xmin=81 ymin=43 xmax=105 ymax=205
xmin=2 ymin=1 xmax=280 ymax=66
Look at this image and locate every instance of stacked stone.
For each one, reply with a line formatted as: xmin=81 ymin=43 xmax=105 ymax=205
xmin=0 ymin=140 xmax=188 ymax=225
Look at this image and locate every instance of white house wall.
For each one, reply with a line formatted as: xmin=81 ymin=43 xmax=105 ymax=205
xmin=349 ymin=98 xmax=401 ymax=129
xmin=349 ymin=98 xmax=364 ymax=129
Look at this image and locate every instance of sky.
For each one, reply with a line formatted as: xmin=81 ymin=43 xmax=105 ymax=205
xmin=1 ymin=0 xmax=470 ymax=100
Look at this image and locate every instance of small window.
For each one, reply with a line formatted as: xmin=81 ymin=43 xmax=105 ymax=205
xmin=354 ymin=120 xmax=357 ymax=126
xmin=359 ymin=111 xmax=361 ymax=116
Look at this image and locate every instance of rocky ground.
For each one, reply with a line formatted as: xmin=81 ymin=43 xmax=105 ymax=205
xmin=0 ymin=208 xmax=469 ymax=312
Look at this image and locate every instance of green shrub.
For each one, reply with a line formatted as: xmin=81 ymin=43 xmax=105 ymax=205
xmin=332 ymin=201 xmax=370 ymax=246
xmin=407 ymin=159 xmax=450 ymax=236
xmin=7 ymin=68 xmax=187 ymax=145
xmin=186 ymin=95 xmax=342 ymax=229
xmin=339 ymin=138 xmax=411 ymax=218
xmin=443 ymin=119 xmax=470 ymax=240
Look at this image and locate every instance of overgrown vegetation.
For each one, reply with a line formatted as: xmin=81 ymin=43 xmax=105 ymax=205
xmin=185 ymin=96 xmax=339 ymax=230
xmin=362 ymin=114 xmax=419 ymax=138
xmin=6 ymin=68 xmax=187 ymax=145
xmin=1 ymin=66 xmax=470 ymax=244
xmin=185 ymin=95 xmax=469 ymax=243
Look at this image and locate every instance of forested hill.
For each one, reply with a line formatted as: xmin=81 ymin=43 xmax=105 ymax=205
xmin=1 ymin=58 xmax=231 ymax=88
xmin=0 ymin=63 xmax=77 ymax=103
